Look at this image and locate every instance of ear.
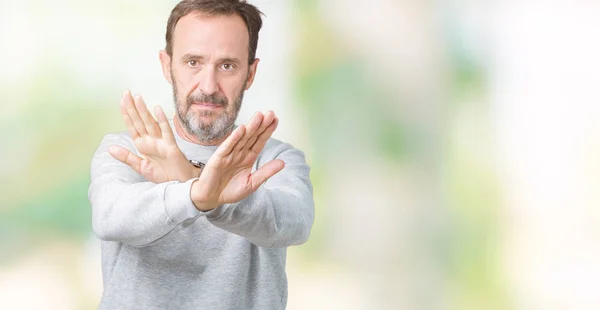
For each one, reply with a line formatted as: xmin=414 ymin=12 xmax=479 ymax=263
xmin=159 ymin=50 xmax=173 ymax=84
xmin=244 ymin=58 xmax=260 ymax=90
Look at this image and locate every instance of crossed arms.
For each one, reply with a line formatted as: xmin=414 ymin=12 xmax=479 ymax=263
xmin=88 ymin=91 xmax=314 ymax=248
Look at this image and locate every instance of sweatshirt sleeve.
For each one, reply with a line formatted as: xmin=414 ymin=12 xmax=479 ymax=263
xmin=88 ymin=133 xmax=200 ymax=247
xmin=204 ymin=141 xmax=315 ymax=248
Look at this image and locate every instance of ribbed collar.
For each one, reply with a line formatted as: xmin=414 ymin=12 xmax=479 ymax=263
xmin=169 ymin=119 xmax=235 ymax=162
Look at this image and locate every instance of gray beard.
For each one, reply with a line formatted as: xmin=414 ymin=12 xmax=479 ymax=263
xmin=173 ymin=84 xmax=245 ymax=144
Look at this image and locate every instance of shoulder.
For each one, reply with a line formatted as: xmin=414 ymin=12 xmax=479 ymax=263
xmin=89 ymin=131 xmax=142 ymax=180
xmin=91 ymin=131 xmax=136 ymax=162
xmin=263 ymin=137 xmax=299 ymax=155
xmin=95 ymin=131 xmax=135 ymax=152
xmin=259 ymin=137 xmax=308 ymax=164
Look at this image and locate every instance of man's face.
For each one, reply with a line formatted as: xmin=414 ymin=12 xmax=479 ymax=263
xmin=161 ymin=13 xmax=258 ymax=143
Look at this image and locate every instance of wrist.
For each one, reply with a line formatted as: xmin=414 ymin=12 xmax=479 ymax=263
xmin=188 ymin=159 xmax=204 ymax=178
xmin=190 ymin=179 xmax=218 ymax=212
xmin=183 ymin=163 xmax=201 ymax=181
xmin=172 ymin=162 xmax=199 ymax=182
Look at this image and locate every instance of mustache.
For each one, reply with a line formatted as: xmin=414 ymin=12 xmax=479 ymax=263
xmin=187 ymin=92 xmax=228 ymax=106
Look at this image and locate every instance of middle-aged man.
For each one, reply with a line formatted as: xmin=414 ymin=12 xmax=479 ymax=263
xmin=88 ymin=0 xmax=315 ymax=308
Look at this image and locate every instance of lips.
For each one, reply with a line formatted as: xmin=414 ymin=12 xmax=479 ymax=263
xmin=192 ymin=102 xmax=223 ymax=109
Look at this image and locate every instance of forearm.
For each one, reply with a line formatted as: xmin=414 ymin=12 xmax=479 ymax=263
xmin=89 ymin=178 xmax=198 ymax=247
xmin=204 ymin=145 xmax=315 ymax=248
xmin=89 ymin=134 xmax=200 ymax=247
xmin=206 ymin=186 xmax=314 ymax=248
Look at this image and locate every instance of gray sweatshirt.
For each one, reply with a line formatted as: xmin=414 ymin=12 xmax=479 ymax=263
xmin=88 ymin=123 xmax=314 ymax=309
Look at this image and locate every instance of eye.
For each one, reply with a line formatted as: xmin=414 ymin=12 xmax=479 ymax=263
xmin=187 ymin=60 xmax=198 ymax=67
xmin=220 ymin=63 xmax=234 ymax=71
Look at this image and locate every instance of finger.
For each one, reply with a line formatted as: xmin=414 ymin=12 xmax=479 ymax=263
xmin=124 ymin=91 xmax=147 ymax=136
xmin=234 ymin=112 xmax=263 ymax=153
xmin=121 ymin=91 xmax=140 ymax=139
xmin=244 ymin=111 xmax=275 ymax=151
xmin=250 ymin=159 xmax=285 ymax=191
xmin=155 ymin=105 xmax=176 ymax=143
xmin=214 ymin=125 xmax=246 ymax=158
xmin=121 ymin=108 xmax=139 ymax=140
xmin=134 ymin=95 xmax=161 ymax=137
xmin=250 ymin=117 xmax=278 ymax=154
xmin=108 ymin=145 xmax=143 ymax=174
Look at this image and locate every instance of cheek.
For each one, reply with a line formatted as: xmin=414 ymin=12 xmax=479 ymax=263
xmin=172 ymin=68 xmax=196 ymax=95
xmin=223 ymin=77 xmax=246 ymax=101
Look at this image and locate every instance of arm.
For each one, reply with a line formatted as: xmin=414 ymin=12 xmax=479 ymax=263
xmin=101 ymin=91 xmax=313 ymax=248
xmin=89 ymin=133 xmax=200 ymax=247
xmin=89 ymin=92 xmax=201 ymax=246
xmin=205 ymin=142 xmax=314 ymax=248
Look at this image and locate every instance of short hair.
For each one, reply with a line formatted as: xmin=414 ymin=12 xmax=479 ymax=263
xmin=165 ymin=0 xmax=264 ymax=64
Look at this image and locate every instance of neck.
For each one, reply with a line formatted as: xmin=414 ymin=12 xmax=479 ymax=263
xmin=173 ymin=116 xmax=231 ymax=146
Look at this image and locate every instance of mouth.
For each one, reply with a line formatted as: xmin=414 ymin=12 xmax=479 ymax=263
xmin=191 ymin=102 xmax=224 ymax=109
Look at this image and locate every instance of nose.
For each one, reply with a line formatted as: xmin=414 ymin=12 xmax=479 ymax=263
xmin=196 ymin=67 xmax=218 ymax=96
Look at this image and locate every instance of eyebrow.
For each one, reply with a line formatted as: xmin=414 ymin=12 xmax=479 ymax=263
xmin=180 ymin=53 xmax=242 ymax=64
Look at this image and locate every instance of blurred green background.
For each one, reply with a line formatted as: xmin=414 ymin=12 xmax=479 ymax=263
xmin=2 ymin=1 xmax=600 ymax=309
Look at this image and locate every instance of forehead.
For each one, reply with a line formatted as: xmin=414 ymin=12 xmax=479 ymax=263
xmin=172 ymin=13 xmax=249 ymax=60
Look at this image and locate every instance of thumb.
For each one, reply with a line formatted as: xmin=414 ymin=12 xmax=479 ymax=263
xmin=108 ymin=145 xmax=143 ymax=174
xmin=108 ymin=145 xmax=129 ymax=163
xmin=250 ymin=159 xmax=285 ymax=191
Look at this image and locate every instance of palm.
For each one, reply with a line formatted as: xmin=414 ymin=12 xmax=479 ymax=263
xmin=216 ymin=148 xmax=267 ymax=202
xmin=109 ymin=91 xmax=193 ymax=183
xmin=132 ymin=136 xmax=180 ymax=182
xmin=190 ymin=111 xmax=285 ymax=211
xmin=196 ymin=150 xmax=259 ymax=204
xmin=218 ymin=168 xmax=254 ymax=203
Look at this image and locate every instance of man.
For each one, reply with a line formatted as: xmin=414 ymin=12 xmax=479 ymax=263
xmin=88 ymin=0 xmax=314 ymax=308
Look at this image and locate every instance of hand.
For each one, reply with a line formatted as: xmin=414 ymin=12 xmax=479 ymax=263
xmin=108 ymin=90 xmax=198 ymax=183
xmin=191 ymin=111 xmax=285 ymax=211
